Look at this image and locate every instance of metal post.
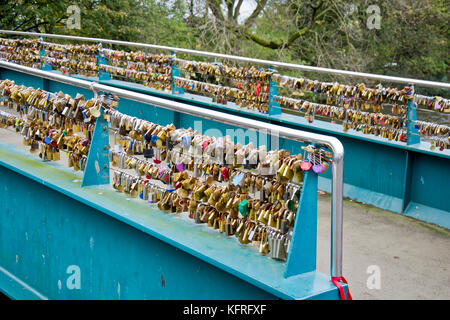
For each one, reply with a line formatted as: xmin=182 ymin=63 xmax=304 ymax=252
xmin=97 ymin=43 xmax=111 ymax=81
xmin=284 ymin=170 xmax=318 ymax=278
xmin=171 ymin=52 xmax=183 ymax=95
xmin=407 ymin=85 xmax=420 ymax=145
xmin=268 ymin=66 xmax=281 ymax=116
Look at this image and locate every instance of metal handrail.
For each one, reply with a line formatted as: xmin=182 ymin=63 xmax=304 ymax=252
xmin=0 ymin=29 xmax=449 ymax=90
xmin=0 ymin=60 xmax=344 ymax=278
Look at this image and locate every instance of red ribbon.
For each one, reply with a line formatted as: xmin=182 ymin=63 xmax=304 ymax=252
xmin=255 ymin=82 xmax=262 ymax=96
xmin=331 ymin=276 xmax=352 ymax=300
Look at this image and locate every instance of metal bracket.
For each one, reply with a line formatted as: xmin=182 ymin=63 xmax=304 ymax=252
xmin=39 ymin=49 xmax=52 ymax=71
xmin=407 ymin=86 xmax=420 ymax=145
xmin=81 ymin=84 xmax=110 ymax=187
xmin=284 ymin=170 xmax=318 ymax=278
xmin=171 ymin=52 xmax=184 ymax=95
xmin=97 ymin=43 xmax=111 ymax=81
xmin=268 ymin=66 xmax=282 ymax=116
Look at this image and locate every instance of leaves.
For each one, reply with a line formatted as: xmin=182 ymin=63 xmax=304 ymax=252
xmin=0 ymin=0 xmax=447 ymax=88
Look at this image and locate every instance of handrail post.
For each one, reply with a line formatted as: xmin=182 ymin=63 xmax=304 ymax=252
xmin=330 ymin=138 xmax=344 ymax=278
xmin=407 ymin=85 xmax=420 ymax=145
xmin=268 ymin=65 xmax=281 ymax=116
xmin=97 ymin=43 xmax=111 ymax=81
xmin=171 ymin=53 xmax=183 ymax=95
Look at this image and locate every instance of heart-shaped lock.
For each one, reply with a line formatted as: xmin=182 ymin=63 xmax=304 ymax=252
xmin=176 ymin=163 xmax=185 ymax=172
xmin=312 ymin=163 xmax=324 ymax=173
xmin=221 ymin=167 xmax=229 ymax=180
xmin=300 ymin=161 xmax=312 ymax=171
xmin=153 ymin=157 xmax=161 ymax=164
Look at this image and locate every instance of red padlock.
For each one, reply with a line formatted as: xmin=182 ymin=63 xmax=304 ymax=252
xmin=221 ymin=167 xmax=229 ymax=180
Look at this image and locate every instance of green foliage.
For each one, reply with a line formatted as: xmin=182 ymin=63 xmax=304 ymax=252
xmin=0 ymin=0 xmax=448 ymax=90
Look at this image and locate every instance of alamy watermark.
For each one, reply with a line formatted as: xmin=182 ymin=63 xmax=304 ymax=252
xmin=187 ymin=120 xmax=281 ymax=167
xmin=366 ymin=265 xmax=381 ymax=290
xmin=344 ymin=3 xmax=382 ymax=30
xmin=66 ymin=264 xmax=81 ymax=290
xmin=366 ymin=5 xmax=381 ymax=30
xmin=67 ymin=5 xmax=81 ymax=30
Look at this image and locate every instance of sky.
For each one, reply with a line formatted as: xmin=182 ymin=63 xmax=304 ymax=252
xmin=237 ymin=0 xmax=258 ymax=23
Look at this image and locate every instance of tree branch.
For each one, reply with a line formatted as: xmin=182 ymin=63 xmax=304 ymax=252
xmin=225 ymin=0 xmax=235 ymax=20
xmin=207 ymin=0 xmax=225 ymax=22
xmin=310 ymin=0 xmax=324 ymax=26
xmin=243 ymin=0 xmax=268 ymax=28
xmin=13 ymin=17 xmax=36 ymax=31
xmin=233 ymin=0 xmax=244 ymax=21
xmin=245 ymin=26 xmax=309 ymax=49
xmin=22 ymin=14 xmax=68 ymax=32
xmin=242 ymin=2 xmax=332 ymax=50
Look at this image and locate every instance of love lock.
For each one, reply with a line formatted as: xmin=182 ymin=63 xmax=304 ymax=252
xmin=312 ymin=163 xmax=324 ymax=173
xmin=300 ymin=161 xmax=312 ymax=171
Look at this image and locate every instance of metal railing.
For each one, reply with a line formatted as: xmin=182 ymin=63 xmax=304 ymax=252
xmin=0 ymin=30 xmax=449 ymax=90
xmin=0 ymin=60 xmax=345 ymax=278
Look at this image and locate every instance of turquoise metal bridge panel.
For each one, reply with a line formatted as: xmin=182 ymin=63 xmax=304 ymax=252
xmin=0 ymin=168 xmax=273 ymax=299
xmin=0 ymin=266 xmax=48 ymax=300
xmin=409 ymin=152 xmax=450 ymax=214
xmin=0 ymin=68 xmax=47 ymax=89
xmin=81 ymin=109 xmax=110 ymax=187
xmin=47 ymin=80 xmax=94 ymax=100
xmin=116 ymin=97 xmax=176 ymax=127
xmin=284 ymin=171 xmax=318 ymax=278
xmin=0 ymin=142 xmax=343 ymax=300
xmin=404 ymin=203 xmax=450 ymax=229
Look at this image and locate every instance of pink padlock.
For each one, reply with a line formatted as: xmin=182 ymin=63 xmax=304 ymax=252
xmin=300 ymin=161 xmax=312 ymax=171
xmin=176 ymin=163 xmax=185 ymax=172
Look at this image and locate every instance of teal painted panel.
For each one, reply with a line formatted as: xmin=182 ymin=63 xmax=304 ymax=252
xmin=0 ymin=166 xmax=276 ymax=300
xmin=0 ymin=69 xmax=46 ymax=89
xmin=0 ymin=266 xmax=48 ymax=300
xmin=0 ymin=143 xmax=342 ymax=300
xmin=318 ymin=177 xmax=404 ymax=214
xmin=81 ymin=109 xmax=110 ymax=187
xmin=284 ymin=171 xmax=318 ymax=277
xmin=409 ymin=152 xmax=450 ymax=213
xmin=404 ymin=202 xmax=450 ymax=229
xmin=47 ymin=81 xmax=94 ymax=100
xmin=117 ymin=97 xmax=175 ymax=126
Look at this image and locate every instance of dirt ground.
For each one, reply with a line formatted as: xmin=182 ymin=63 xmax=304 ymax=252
xmin=316 ymin=193 xmax=450 ymax=300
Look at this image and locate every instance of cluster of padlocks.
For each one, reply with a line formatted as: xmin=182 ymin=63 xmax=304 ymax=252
xmin=0 ymin=37 xmax=448 ymax=150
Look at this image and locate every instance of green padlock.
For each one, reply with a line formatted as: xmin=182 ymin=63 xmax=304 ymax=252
xmin=238 ymin=199 xmax=249 ymax=217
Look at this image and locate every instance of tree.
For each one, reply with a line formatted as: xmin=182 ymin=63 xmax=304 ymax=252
xmin=0 ymin=0 xmax=73 ymax=33
xmin=0 ymin=0 xmax=447 ymax=85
